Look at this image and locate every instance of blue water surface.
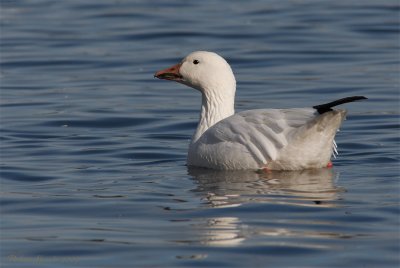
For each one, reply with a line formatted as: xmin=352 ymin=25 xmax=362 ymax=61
xmin=1 ymin=0 xmax=399 ymax=267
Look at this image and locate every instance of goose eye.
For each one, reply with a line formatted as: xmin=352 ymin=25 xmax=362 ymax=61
xmin=193 ymin=60 xmax=199 ymax=65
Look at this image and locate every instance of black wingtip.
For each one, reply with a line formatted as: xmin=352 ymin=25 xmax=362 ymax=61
xmin=353 ymin=96 xmax=368 ymax=101
xmin=313 ymin=96 xmax=368 ymax=114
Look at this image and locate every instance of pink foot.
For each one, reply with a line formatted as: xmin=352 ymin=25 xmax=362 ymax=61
xmin=326 ymin=162 xmax=333 ymax=168
xmin=262 ymin=167 xmax=272 ymax=173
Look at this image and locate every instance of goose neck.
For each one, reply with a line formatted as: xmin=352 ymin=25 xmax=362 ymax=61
xmin=191 ymin=90 xmax=235 ymax=143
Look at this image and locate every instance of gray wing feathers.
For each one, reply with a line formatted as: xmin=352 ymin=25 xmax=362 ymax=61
xmin=197 ymin=108 xmax=317 ymax=164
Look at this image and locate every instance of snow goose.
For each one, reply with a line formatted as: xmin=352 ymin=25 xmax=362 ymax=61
xmin=154 ymin=51 xmax=366 ymax=170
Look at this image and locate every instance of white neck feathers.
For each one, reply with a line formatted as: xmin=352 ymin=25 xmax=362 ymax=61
xmin=191 ymin=85 xmax=235 ymax=143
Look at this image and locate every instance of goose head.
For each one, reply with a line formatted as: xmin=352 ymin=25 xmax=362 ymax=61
xmin=154 ymin=51 xmax=236 ymax=96
xmin=155 ymin=51 xmax=237 ymax=143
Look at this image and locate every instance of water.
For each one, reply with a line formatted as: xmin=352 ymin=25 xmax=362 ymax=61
xmin=1 ymin=0 xmax=399 ymax=267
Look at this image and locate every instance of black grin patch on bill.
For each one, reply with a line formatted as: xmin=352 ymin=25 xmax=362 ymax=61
xmin=155 ymin=73 xmax=183 ymax=80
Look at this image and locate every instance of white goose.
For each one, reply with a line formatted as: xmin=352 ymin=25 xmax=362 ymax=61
xmin=154 ymin=51 xmax=366 ymax=171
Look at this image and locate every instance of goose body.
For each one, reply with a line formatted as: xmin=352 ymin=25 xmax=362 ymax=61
xmin=155 ymin=51 xmax=366 ymax=170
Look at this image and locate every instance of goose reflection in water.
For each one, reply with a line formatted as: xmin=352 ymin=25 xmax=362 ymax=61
xmin=189 ymin=167 xmax=342 ymax=208
xmin=187 ymin=168 xmax=344 ymax=247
